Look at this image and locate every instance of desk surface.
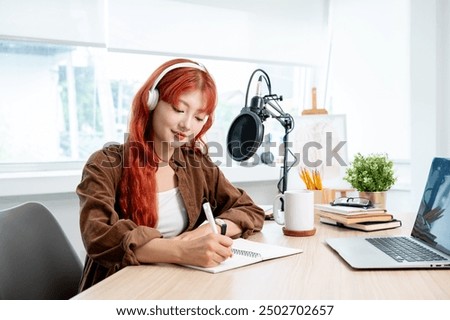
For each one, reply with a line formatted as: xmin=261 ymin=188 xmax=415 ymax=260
xmin=73 ymin=212 xmax=450 ymax=300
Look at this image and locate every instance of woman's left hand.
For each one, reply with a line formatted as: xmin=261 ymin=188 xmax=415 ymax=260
xmin=176 ymin=219 xmax=243 ymax=240
xmin=175 ymin=223 xmax=216 ymax=241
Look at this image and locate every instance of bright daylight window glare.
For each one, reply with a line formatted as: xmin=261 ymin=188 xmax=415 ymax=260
xmin=0 ymin=39 xmax=314 ymax=170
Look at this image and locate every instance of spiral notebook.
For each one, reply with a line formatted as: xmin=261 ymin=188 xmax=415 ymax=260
xmin=183 ymin=238 xmax=302 ymax=273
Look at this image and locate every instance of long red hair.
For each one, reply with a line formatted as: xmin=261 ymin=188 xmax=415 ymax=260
xmin=119 ymin=58 xmax=217 ymax=227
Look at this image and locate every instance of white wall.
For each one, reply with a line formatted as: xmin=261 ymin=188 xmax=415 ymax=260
xmin=437 ymin=0 xmax=450 ymax=157
xmin=325 ymin=0 xmax=412 ymax=214
xmin=327 ymin=0 xmax=450 ymax=213
xmin=327 ymin=0 xmax=410 ymax=161
xmin=410 ymin=0 xmax=450 ymax=210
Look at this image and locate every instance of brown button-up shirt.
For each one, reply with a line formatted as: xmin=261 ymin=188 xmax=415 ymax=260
xmin=76 ymin=144 xmax=265 ymax=292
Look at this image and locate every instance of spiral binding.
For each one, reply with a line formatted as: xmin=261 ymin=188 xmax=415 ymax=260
xmin=232 ymin=248 xmax=262 ymax=259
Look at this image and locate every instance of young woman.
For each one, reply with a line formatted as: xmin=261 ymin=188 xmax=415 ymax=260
xmin=76 ymin=58 xmax=265 ymax=291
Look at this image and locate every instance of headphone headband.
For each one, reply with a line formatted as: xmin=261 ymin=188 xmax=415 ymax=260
xmin=147 ymin=61 xmax=207 ymax=110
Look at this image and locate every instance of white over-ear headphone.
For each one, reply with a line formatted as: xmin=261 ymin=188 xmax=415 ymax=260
xmin=147 ymin=62 xmax=207 ymax=110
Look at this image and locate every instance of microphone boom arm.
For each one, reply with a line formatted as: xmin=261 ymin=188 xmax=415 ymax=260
xmin=262 ymin=98 xmax=295 ymax=195
xmin=263 ymin=99 xmax=293 ymax=130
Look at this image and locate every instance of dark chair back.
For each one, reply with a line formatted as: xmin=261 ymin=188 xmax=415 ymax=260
xmin=0 ymin=202 xmax=82 ymax=299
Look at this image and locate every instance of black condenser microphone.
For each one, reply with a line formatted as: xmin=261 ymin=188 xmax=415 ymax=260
xmin=227 ymin=76 xmax=265 ymax=162
xmin=249 ymin=76 xmax=264 ymax=115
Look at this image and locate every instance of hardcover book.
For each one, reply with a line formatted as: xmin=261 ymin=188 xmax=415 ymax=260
xmin=314 ymin=203 xmax=387 ymax=215
xmin=317 ymin=209 xmax=393 ymax=224
xmin=320 ymin=216 xmax=402 ymax=232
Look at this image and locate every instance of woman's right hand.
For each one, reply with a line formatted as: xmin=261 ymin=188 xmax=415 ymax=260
xmin=134 ymin=233 xmax=233 ymax=268
xmin=176 ymin=233 xmax=233 ymax=267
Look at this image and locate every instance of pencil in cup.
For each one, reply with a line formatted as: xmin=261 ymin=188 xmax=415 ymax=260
xmin=299 ymin=168 xmax=322 ymax=190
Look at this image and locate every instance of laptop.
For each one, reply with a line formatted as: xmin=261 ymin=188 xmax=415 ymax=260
xmin=326 ymin=157 xmax=450 ymax=269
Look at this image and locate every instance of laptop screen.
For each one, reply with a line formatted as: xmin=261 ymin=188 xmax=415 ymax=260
xmin=412 ymin=157 xmax=450 ymax=255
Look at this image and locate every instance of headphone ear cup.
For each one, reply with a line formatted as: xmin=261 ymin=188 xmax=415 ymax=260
xmin=147 ymin=88 xmax=159 ymax=110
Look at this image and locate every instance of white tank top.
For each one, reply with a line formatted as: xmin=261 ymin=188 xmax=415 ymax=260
xmin=156 ymin=187 xmax=188 ymax=238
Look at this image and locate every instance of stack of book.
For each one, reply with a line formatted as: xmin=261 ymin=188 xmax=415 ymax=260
xmin=314 ymin=204 xmax=402 ymax=232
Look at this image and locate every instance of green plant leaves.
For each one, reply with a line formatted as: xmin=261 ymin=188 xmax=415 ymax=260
xmin=344 ymin=153 xmax=396 ymax=192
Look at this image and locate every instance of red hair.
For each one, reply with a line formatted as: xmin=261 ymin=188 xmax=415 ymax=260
xmin=119 ymin=58 xmax=217 ymax=227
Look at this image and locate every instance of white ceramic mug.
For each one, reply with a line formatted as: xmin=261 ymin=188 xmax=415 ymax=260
xmin=273 ymin=190 xmax=315 ymax=234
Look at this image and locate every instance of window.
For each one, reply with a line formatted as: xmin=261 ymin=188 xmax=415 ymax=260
xmin=0 ymin=40 xmax=107 ymax=165
xmin=0 ymin=39 xmax=315 ymax=169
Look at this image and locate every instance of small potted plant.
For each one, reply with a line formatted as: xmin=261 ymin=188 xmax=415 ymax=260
xmin=343 ymin=153 xmax=396 ymax=209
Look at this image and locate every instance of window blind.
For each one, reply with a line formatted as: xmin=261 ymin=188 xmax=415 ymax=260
xmin=107 ymin=0 xmax=329 ymax=65
xmin=0 ymin=0 xmax=105 ymax=46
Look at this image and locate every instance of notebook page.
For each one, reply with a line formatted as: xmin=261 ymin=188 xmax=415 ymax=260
xmin=182 ymin=238 xmax=302 ymax=273
xmin=185 ymin=248 xmax=262 ymax=273
xmin=232 ymin=238 xmax=302 ymax=260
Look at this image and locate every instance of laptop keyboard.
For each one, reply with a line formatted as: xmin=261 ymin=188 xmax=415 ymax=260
xmin=366 ymin=236 xmax=448 ymax=262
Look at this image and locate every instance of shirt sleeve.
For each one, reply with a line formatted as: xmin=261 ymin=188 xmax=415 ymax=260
xmin=76 ymin=147 xmax=162 ymax=269
xmin=213 ymin=169 xmax=265 ymax=238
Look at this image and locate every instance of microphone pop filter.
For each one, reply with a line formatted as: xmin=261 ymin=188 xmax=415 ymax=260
xmin=226 ymin=110 xmax=264 ymax=161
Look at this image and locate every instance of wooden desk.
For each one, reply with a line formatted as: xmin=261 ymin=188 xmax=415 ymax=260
xmin=72 ymin=213 xmax=450 ymax=300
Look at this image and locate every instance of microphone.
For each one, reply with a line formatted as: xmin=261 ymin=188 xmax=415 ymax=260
xmin=249 ymin=76 xmax=264 ymax=115
xmin=227 ymin=76 xmax=266 ymax=162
